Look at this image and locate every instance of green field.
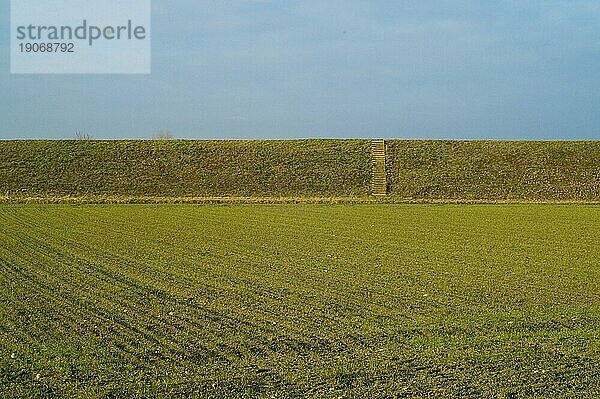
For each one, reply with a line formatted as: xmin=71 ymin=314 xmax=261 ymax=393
xmin=1 ymin=204 xmax=599 ymax=398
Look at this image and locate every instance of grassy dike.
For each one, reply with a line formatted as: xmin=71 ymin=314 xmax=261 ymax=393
xmin=1 ymin=139 xmax=599 ymax=202
xmin=0 ymin=140 xmax=372 ymax=199
xmin=386 ymin=140 xmax=600 ymax=201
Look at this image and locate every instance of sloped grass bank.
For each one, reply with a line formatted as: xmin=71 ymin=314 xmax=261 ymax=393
xmin=1 ymin=139 xmax=599 ymax=202
xmin=0 ymin=140 xmax=371 ymax=198
xmin=386 ymin=140 xmax=600 ymax=201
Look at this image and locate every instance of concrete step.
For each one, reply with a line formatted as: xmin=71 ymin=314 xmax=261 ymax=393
xmin=371 ymin=139 xmax=387 ymax=196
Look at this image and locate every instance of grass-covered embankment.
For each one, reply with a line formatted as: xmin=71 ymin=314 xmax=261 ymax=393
xmin=0 ymin=140 xmax=371 ymax=198
xmin=386 ymin=140 xmax=600 ymax=201
xmin=1 ymin=139 xmax=599 ymax=202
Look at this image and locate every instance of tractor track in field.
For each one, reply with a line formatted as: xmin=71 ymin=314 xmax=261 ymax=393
xmin=1 ymin=208 xmax=355 ymax=369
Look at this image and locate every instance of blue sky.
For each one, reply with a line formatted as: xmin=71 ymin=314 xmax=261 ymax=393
xmin=1 ymin=0 xmax=600 ymax=140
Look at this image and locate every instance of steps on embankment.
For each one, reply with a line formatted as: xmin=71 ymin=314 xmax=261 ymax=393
xmin=371 ymin=140 xmax=387 ymax=196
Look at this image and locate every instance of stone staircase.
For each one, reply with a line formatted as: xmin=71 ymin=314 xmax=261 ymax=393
xmin=371 ymin=140 xmax=387 ymax=196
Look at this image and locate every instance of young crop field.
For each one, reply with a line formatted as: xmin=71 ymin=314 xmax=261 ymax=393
xmin=1 ymin=204 xmax=599 ymax=398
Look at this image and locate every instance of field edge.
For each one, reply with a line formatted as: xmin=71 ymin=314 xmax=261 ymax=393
xmin=2 ymin=195 xmax=600 ymax=205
